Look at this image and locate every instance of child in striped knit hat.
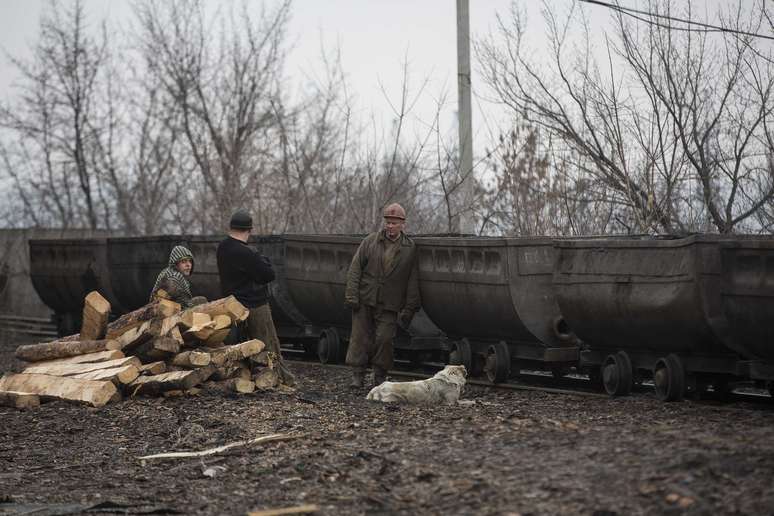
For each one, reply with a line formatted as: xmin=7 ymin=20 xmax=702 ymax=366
xmin=149 ymin=245 xmax=204 ymax=308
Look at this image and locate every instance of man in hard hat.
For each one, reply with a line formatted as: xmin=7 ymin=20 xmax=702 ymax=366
xmin=344 ymin=202 xmax=421 ymax=389
xmin=216 ymin=209 xmax=295 ymax=386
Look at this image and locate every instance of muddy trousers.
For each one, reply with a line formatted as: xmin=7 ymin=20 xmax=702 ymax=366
xmin=246 ymin=303 xmax=295 ymax=387
xmin=346 ymin=305 xmax=397 ymax=373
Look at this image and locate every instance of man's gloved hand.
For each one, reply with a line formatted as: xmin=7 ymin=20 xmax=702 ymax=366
xmin=345 ymin=300 xmax=360 ymax=312
xmin=398 ymin=310 xmax=414 ymax=329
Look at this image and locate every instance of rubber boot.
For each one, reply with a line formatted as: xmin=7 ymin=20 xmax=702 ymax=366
xmin=349 ymin=368 xmax=365 ymax=389
xmin=373 ymin=367 xmax=387 ymax=387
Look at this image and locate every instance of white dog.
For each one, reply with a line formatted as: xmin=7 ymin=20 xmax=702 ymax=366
xmin=366 ymin=365 xmax=467 ymax=405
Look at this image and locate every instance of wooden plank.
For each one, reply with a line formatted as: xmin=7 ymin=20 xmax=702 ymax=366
xmin=72 ymin=364 xmax=140 ymax=385
xmin=254 ymin=368 xmax=279 ymax=390
xmin=0 ymin=390 xmax=40 ymax=409
xmin=23 ymin=356 xmax=141 ymax=377
xmin=0 ymin=373 xmax=119 ymax=407
xmin=81 ymin=291 xmax=110 ymax=341
xmin=15 ymin=339 xmax=121 ymax=362
xmin=39 ymin=350 xmax=125 ymax=366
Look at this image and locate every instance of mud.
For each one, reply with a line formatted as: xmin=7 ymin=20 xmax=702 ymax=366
xmin=2 ymin=334 xmax=774 ymax=515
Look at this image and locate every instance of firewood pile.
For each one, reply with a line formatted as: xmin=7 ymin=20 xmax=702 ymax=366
xmin=0 ymin=291 xmax=285 ymax=409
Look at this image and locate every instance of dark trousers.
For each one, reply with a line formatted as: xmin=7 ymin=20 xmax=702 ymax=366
xmin=346 ymin=305 xmax=397 ymax=372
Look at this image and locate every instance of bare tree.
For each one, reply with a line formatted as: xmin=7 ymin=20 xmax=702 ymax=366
xmin=0 ymin=0 xmax=108 ymax=230
xmin=134 ymin=0 xmax=290 ymax=232
xmin=477 ymin=0 xmax=774 ymax=235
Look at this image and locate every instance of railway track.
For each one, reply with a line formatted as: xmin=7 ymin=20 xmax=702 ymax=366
xmin=284 ymin=352 xmax=774 ymax=410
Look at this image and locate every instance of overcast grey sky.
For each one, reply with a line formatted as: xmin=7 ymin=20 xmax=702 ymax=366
xmin=0 ymin=0 xmax=602 ymax=147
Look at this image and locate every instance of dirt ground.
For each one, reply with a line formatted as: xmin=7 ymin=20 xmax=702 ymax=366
xmin=2 ymin=333 xmax=774 ymax=516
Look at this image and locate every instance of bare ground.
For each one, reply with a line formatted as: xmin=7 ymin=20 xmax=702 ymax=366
xmin=2 ymin=333 xmax=774 ymax=516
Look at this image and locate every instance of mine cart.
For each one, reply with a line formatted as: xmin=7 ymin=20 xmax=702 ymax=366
xmin=29 ymin=238 xmax=124 ymax=336
xmin=282 ymin=234 xmax=446 ymax=365
xmin=415 ymin=236 xmax=578 ymax=383
xmin=553 ymin=235 xmax=774 ymax=401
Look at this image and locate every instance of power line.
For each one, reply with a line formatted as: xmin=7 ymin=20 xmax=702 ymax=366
xmin=579 ymin=0 xmax=774 ymax=41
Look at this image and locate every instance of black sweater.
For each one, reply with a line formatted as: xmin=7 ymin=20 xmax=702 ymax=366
xmin=216 ymin=236 xmax=275 ymax=308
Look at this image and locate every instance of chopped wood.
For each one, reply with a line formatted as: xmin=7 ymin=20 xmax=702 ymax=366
xmin=23 ymin=356 xmax=142 ymax=377
xmin=114 ymin=321 xmax=154 ymax=351
xmin=15 ymin=339 xmax=122 ymax=363
xmin=171 ymin=350 xmax=211 ymax=368
xmin=180 ymin=311 xmax=211 ymax=331
xmin=72 ymin=364 xmax=140 ymax=385
xmin=212 ymin=363 xmax=251 ymax=381
xmin=41 ymin=350 xmax=124 ymax=366
xmin=227 ymin=378 xmax=255 ymax=394
xmin=0 ymin=373 xmax=119 ymax=407
xmin=105 ymin=300 xmax=181 ymax=340
xmin=201 ymin=315 xmax=233 ymax=346
xmin=210 ymin=340 xmax=265 ymax=366
xmin=0 ymin=390 xmax=40 ymax=409
xmin=137 ymin=433 xmax=300 ymax=460
xmin=168 ymin=326 xmax=184 ymax=345
xmin=180 ymin=296 xmax=248 ymax=326
xmin=135 ymin=336 xmax=181 ymax=361
xmin=150 ymin=314 xmax=182 ymax=338
xmin=247 ymin=505 xmax=320 ymax=516
xmin=250 ymin=351 xmax=270 ymax=367
xmin=138 ymin=361 xmax=166 ymax=376
xmin=128 ymin=366 xmax=214 ymax=395
xmin=254 ymin=368 xmax=279 ymax=390
xmin=80 ymin=291 xmax=110 ymax=341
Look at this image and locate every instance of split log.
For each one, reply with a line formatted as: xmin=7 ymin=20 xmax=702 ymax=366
xmin=135 ymin=337 xmax=181 ymax=361
xmin=23 ymin=356 xmax=141 ymax=377
xmin=15 ymin=339 xmax=121 ymax=363
xmin=150 ymin=315 xmax=182 ymax=339
xmin=212 ymin=362 xmax=251 ymax=381
xmin=254 ymin=368 xmax=279 ymax=390
xmin=202 ymin=315 xmax=233 ymax=347
xmin=169 ymin=326 xmax=184 ymax=345
xmin=171 ymin=350 xmax=211 ymax=368
xmin=210 ymin=340 xmax=265 ymax=366
xmin=72 ymin=364 xmax=140 ymax=385
xmin=80 ymin=291 xmax=110 ymax=341
xmin=0 ymin=390 xmax=40 ymax=409
xmin=128 ymin=366 xmax=214 ymax=395
xmin=185 ymin=322 xmax=217 ymax=342
xmin=161 ymin=387 xmax=202 ymax=398
xmin=40 ymin=350 xmax=124 ymax=366
xmin=114 ymin=321 xmax=154 ymax=351
xmin=139 ymin=361 xmax=167 ymax=375
xmin=180 ymin=296 xmax=248 ymax=326
xmin=0 ymin=373 xmax=119 ymax=407
xmin=180 ymin=311 xmax=210 ymax=331
xmin=227 ymin=378 xmax=255 ymax=394
xmin=105 ymin=299 xmax=181 ymax=340
xmin=250 ymin=351 xmax=270 ymax=367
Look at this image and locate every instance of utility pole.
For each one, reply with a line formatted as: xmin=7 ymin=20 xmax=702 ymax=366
xmin=456 ymin=0 xmax=474 ymax=234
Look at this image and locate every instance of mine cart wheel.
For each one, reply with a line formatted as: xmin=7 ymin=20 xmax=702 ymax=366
xmin=653 ymin=354 xmax=685 ymax=402
xmin=484 ymin=341 xmax=511 ymax=384
xmin=552 ymin=316 xmax=576 ymax=344
xmin=602 ymin=351 xmax=633 ymax=396
xmin=318 ymin=328 xmax=344 ymax=364
xmin=449 ymin=339 xmax=474 ymax=373
xmin=587 ymin=366 xmax=604 ymax=390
